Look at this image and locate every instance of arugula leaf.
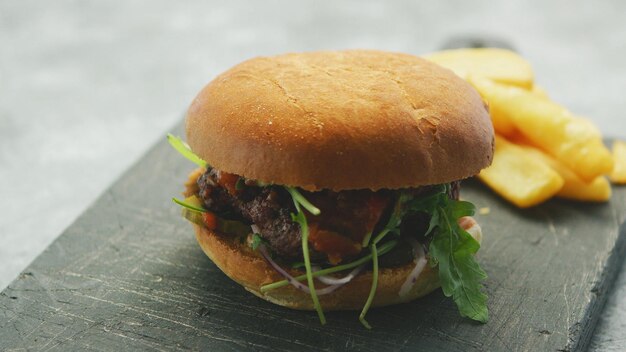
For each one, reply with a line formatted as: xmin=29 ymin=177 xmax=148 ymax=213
xmin=430 ymin=205 xmax=487 ymax=322
xmin=449 ymin=200 xmax=476 ymax=219
xmin=404 ymin=186 xmax=489 ymax=323
xmin=167 ymin=133 xmax=207 ymax=167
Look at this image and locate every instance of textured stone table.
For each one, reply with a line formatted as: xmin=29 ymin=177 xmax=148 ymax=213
xmin=1 ymin=1 xmax=624 ymax=350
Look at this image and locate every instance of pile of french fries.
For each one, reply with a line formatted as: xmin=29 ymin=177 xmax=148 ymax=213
xmin=425 ymin=48 xmax=626 ymax=208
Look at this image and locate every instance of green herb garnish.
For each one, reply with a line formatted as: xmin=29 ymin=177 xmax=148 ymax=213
xmin=404 ymin=185 xmax=488 ymax=323
xmin=260 ymin=239 xmax=399 ymax=292
xmin=167 ymin=133 xmax=207 ymax=167
xmin=235 ymin=178 xmax=246 ymax=190
xmin=175 ymin=196 xmax=250 ymax=237
xmin=361 ymin=231 xmax=373 ymax=248
xmin=359 ymin=244 xmax=378 ymax=329
xmin=285 ymin=187 xmax=321 ymax=215
xmin=291 ymin=262 xmax=305 ymax=269
xmin=287 ymin=187 xmax=326 ymax=325
xmin=357 ymin=186 xmax=488 ymax=326
xmin=357 ymin=196 xmax=404 ymax=328
xmin=172 ymin=197 xmax=207 ymax=213
xmin=251 ymin=233 xmax=263 ymax=250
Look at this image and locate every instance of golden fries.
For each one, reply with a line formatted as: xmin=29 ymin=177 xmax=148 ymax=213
xmin=470 ymin=78 xmax=613 ymax=182
xmin=424 ymin=48 xmax=534 ymax=89
xmin=427 ymin=48 xmax=615 ymax=207
xmin=519 ymin=145 xmax=611 ymax=202
xmin=610 ymin=141 xmax=626 ymax=184
xmin=479 ymin=136 xmax=564 ymax=208
xmin=467 ymin=76 xmax=521 ymax=137
xmin=530 ymin=85 xmax=549 ymax=99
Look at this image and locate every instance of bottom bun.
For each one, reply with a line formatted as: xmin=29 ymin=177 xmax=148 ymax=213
xmin=193 ymin=219 xmax=482 ymax=311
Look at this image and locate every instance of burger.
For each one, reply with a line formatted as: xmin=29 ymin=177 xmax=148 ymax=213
xmin=169 ymin=50 xmax=494 ymax=327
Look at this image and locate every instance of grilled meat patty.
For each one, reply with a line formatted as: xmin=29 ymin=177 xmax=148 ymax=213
xmin=197 ymin=168 xmax=460 ymax=263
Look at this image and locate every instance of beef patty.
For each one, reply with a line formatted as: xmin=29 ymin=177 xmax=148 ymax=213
xmin=197 ymin=168 xmax=460 ymax=263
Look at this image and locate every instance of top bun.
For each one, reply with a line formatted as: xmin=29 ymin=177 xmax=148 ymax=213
xmin=186 ymin=50 xmax=494 ymax=191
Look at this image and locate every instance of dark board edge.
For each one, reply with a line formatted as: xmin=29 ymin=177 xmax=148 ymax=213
xmin=571 ymin=222 xmax=626 ymax=352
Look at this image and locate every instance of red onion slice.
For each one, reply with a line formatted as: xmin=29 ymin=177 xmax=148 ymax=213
xmin=399 ymin=238 xmax=427 ymax=297
xmin=459 ymin=216 xmax=482 ymax=243
xmin=258 ymin=244 xmax=352 ymax=295
xmin=313 ymin=265 xmax=365 ymax=285
xmin=254 ymin=224 xmax=365 ymax=295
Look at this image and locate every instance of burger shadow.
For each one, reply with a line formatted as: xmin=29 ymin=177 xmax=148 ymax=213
xmin=255 ymin=289 xmax=485 ymax=350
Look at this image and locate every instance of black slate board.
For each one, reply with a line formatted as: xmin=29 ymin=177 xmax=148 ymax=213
xmin=2 ymin=126 xmax=625 ymax=352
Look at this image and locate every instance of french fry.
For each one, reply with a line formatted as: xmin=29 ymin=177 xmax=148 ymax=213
xmin=519 ymin=145 xmax=611 ymax=202
xmin=530 ymin=85 xmax=549 ymax=99
xmin=431 ymin=48 xmax=615 ymax=206
xmin=479 ymin=135 xmax=564 ymax=208
xmin=424 ymin=48 xmax=534 ymax=89
xmin=610 ymin=140 xmax=626 ymax=184
xmin=471 ymin=78 xmax=613 ymax=181
xmin=467 ymin=76 xmax=520 ymax=138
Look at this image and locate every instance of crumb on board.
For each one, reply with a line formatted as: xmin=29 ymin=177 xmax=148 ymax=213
xmin=479 ymin=207 xmax=490 ymax=215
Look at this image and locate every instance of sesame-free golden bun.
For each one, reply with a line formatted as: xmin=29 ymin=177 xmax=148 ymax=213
xmin=185 ymin=50 xmax=494 ymax=191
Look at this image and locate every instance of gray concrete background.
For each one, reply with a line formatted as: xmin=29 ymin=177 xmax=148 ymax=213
xmin=0 ymin=1 xmax=624 ymax=350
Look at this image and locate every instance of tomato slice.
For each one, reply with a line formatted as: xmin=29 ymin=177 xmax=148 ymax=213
xmin=202 ymin=212 xmax=218 ymax=230
xmin=308 ymin=224 xmax=361 ymax=264
xmin=215 ymin=171 xmax=240 ymax=196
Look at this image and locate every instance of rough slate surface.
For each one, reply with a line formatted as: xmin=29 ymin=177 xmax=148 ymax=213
xmin=1 ymin=129 xmax=625 ymax=351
